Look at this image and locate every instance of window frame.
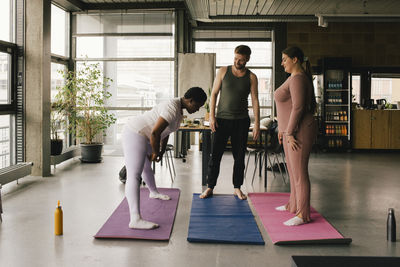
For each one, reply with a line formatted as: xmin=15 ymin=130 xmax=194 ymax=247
xmin=370 ymin=73 xmax=400 ymax=104
xmin=0 ymin=40 xmax=17 ymax=168
xmin=51 ymin=3 xmax=70 ymax=58
xmin=71 ymin=11 xmax=176 ymax=147
xmin=193 ymin=39 xmax=274 ymax=118
xmin=0 ymin=40 xmax=18 ymax=114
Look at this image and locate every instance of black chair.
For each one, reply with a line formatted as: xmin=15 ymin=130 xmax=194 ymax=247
xmin=119 ymin=165 xmax=127 ymax=184
xmin=164 ymin=144 xmax=176 ymax=182
xmin=244 ymin=143 xmax=265 ymax=182
xmin=261 ymin=126 xmax=288 ymax=185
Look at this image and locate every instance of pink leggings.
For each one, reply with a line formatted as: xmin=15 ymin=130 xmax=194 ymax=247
xmin=122 ymin=127 xmax=158 ymax=216
xmin=283 ymin=119 xmax=316 ymax=222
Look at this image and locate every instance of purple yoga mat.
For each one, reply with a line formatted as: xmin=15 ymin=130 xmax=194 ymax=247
xmin=249 ymin=193 xmax=352 ymax=245
xmin=94 ymin=188 xmax=180 ymax=240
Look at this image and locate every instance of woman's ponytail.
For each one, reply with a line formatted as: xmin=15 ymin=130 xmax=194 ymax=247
xmin=305 ymin=60 xmax=317 ymax=114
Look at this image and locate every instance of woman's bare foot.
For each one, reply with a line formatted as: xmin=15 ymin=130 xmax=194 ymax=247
xmin=233 ymin=188 xmax=247 ymax=200
xmin=199 ymin=188 xmax=213 ymax=199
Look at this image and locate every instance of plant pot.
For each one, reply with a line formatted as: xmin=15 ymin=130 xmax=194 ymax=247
xmin=80 ymin=143 xmax=103 ymax=163
xmin=51 ymin=139 xmax=63 ymax=155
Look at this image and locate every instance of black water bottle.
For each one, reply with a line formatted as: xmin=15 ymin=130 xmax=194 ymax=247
xmin=387 ymin=208 xmax=396 ymax=242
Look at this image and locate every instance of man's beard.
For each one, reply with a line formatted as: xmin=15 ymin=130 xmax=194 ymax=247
xmin=235 ymin=63 xmax=245 ymax=70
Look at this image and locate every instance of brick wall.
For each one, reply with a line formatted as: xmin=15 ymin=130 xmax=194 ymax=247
xmin=287 ymin=22 xmax=400 ymax=67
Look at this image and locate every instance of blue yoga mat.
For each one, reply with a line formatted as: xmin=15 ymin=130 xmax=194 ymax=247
xmin=187 ymin=193 xmax=264 ymax=245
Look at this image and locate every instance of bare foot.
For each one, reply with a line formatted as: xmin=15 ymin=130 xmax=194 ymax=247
xmin=199 ymin=188 xmax=213 ymax=199
xmin=233 ymin=188 xmax=247 ymax=200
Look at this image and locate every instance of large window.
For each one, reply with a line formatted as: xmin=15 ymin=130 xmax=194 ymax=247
xmin=0 ymin=0 xmax=12 ymax=42
xmin=51 ymin=63 xmax=67 ymax=101
xmin=51 ymin=4 xmax=70 ymax=57
xmin=0 ymin=53 xmax=11 ymax=104
xmin=51 ymin=62 xmax=69 ymax=149
xmin=0 ymin=0 xmax=16 ymax=169
xmin=0 ymin=115 xmax=13 ymax=168
xmin=352 ymin=75 xmax=361 ymax=104
xmin=51 ymin=4 xmax=70 ymax=152
xmin=73 ymin=11 xmax=175 ymax=147
xmin=371 ymin=74 xmax=400 ymax=105
xmin=195 ymin=41 xmax=273 ymax=118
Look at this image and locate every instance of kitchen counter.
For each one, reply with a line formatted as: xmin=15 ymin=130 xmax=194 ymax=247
xmin=352 ymin=109 xmax=400 ymax=149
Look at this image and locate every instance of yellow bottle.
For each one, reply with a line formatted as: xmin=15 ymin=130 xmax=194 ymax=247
xmin=55 ymin=200 xmax=63 ymax=235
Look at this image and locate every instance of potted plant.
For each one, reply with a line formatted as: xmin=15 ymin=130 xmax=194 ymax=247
xmin=50 ymin=110 xmax=65 ymax=156
xmin=55 ymin=61 xmax=116 ymax=163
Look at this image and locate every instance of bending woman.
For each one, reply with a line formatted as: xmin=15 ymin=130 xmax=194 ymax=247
xmin=123 ymin=87 xmax=206 ymax=229
xmin=274 ymin=46 xmax=317 ymax=226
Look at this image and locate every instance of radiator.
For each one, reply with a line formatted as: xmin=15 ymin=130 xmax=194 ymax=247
xmin=0 ymin=162 xmax=33 ymax=222
xmin=50 ymin=145 xmax=80 ymax=167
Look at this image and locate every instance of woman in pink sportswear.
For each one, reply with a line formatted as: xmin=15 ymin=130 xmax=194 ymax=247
xmin=274 ymin=46 xmax=317 ymax=226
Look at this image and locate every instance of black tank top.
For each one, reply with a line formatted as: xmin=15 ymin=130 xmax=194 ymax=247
xmin=216 ymin=65 xmax=251 ymax=119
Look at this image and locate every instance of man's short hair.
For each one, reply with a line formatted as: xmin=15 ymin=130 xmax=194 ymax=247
xmin=184 ymin=87 xmax=207 ymax=104
xmin=234 ymin=45 xmax=251 ymax=58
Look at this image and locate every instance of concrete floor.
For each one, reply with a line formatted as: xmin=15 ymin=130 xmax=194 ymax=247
xmin=0 ymin=148 xmax=399 ymax=267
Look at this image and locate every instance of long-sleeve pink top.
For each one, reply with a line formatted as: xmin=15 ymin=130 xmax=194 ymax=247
xmin=274 ymin=72 xmax=314 ymax=135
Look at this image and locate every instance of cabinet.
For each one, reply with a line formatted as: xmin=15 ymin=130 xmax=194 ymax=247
xmin=352 ymin=110 xmax=371 ymax=148
xmin=390 ymin=111 xmax=400 ymax=149
xmin=319 ymin=58 xmax=352 ymax=150
xmin=352 ymin=110 xmax=400 ymax=149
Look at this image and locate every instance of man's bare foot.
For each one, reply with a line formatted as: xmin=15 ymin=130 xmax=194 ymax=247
xmin=200 ymin=188 xmax=213 ymax=199
xmin=234 ymin=188 xmax=247 ymax=200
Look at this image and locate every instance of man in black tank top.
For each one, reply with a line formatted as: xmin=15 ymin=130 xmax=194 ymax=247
xmin=200 ymin=45 xmax=260 ymax=200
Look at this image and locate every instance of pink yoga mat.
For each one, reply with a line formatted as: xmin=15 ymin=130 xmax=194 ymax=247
xmin=248 ymin=193 xmax=352 ymax=245
xmin=94 ymin=188 xmax=180 ymax=240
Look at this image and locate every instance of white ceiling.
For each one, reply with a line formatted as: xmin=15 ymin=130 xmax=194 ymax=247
xmin=74 ymin=0 xmax=400 ymax=23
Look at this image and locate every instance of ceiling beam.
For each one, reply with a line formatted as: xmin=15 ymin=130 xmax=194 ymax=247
xmin=84 ymin=2 xmax=186 ymax=11
xmin=52 ymin=0 xmax=86 ymax=11
xmin=203 ymin=15 xmax=316 ymax=23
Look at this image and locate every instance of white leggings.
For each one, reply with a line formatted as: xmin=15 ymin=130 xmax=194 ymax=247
xmin=122 ymin=127 xmax=158 ymax=216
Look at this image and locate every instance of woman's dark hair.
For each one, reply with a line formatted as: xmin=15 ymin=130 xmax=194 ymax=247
xmin=235 ymin=45 xmax=252 ymax=58
xmin=282 ymin=46 xmax=317 ymax=114
xmin=184 ymin=87 xmax=207 ymax=104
